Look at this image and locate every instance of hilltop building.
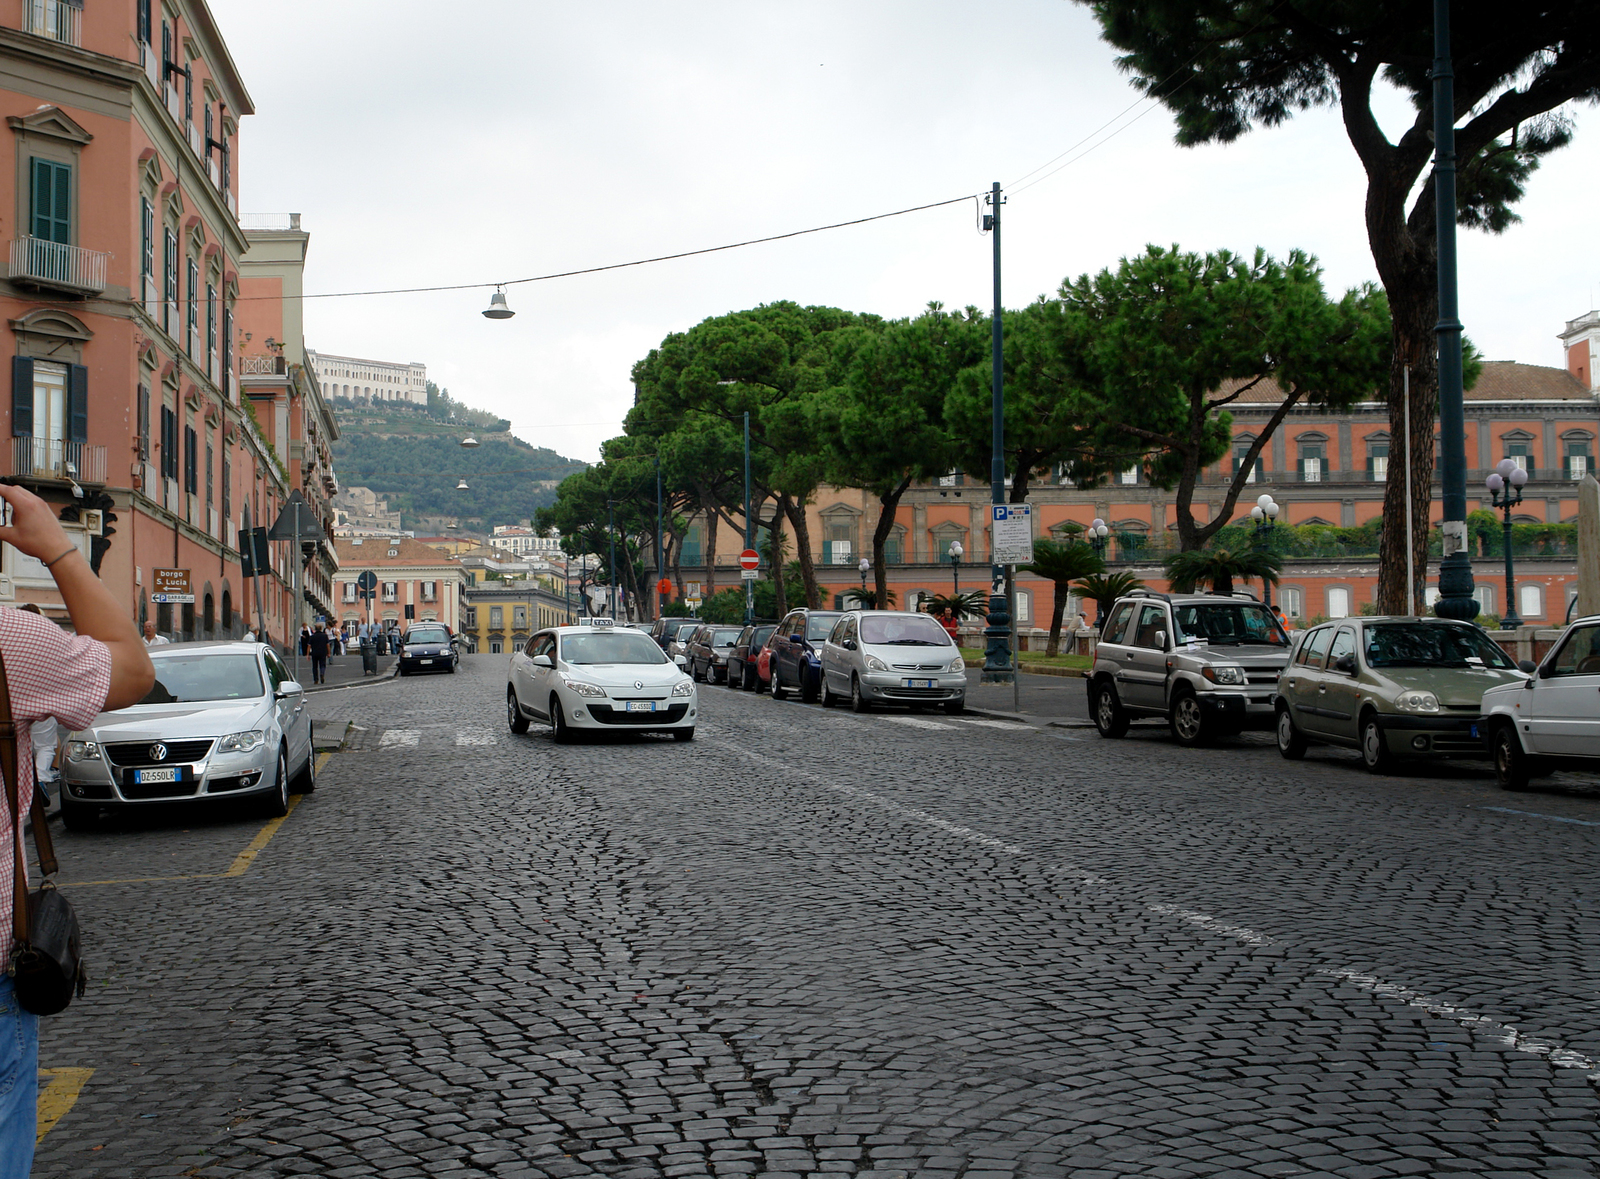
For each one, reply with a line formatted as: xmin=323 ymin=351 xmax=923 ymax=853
xmin=333 ymin=484 xmax=403 ymax=531
xmin=308 ymin=349 xmax=426 ymax=406
xmin=490 ymin=524 xmax=563 ymax=558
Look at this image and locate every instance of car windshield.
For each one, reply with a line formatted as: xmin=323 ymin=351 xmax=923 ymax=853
xmin=860 ymin=614 xmax=953 ymax=646
xmin=805 ymin=614 xmax=843 ymax=641
xmin=751 ymin=625 xmax=776 ymax=647
xmin=561 ymin=632 xmax=668 ymax=665
xmin=140 ymin=654 xmax=264 ymax=704
xmin=709 ymin=628 xmax=743 ymax=646
xmin=406 ymin=627 xmax=449 ymax=644
xmin=1172 ymin=602 xmax=1288 ymax=647
xmin=1364 ymin=623 xmax=1515 ymax=669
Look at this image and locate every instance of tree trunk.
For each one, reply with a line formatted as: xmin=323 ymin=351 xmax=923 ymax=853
xmin=1376 ymin=274 xmax=1439 ymax=615
xmin=770 ymin=497 xmax=789 ymax=619
xmin=1046 ymin=581 xmax=1068 ymax=657
xmin=1213 ymin=570 xmax=1234 ymax=596
xmin=872 ymin=477 xmax=912 ymax=605
xmin=785 ymin=498 xmax=822 ymax=609
xmin=702 ymin=508 xmax=719 ymax=599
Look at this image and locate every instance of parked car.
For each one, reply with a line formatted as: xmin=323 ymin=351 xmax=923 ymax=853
xmin=398 ymin=622 xmax=458 ymax=676
xmin=667 ymin=622 xmax=702 ymax=662
xmin=819 ymin=610 xmax=966 ymax=713
xmin=1275 ymin=616 xmax=1526 ymax=772
xmin=687 ymin=624 xmax=745 ymax=683
xmin=650 ymin=615 xmax=701 ymax=652
xmin=769 ymin=609 xmax=844 ymax=703
xmin=728 ymin=623 xmax=778 ymax=690
xmin=755 ymin=637 xmax=777 ymax=694
xmin=1481 ymin=614 xmax=1599 ymax=789
xmin=507 ymin=618 xmax=698 ymax=742
xmin=60 ymin=641 xmax=316 ymax=829
xmin=1089 ymin=590 xmax=1292 ymax=745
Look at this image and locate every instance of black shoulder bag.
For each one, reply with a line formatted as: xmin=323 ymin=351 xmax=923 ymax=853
xmin=2 ymin=650 xmax=86 ymax=1015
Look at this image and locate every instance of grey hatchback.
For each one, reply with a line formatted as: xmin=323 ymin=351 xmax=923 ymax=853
xmin=819 ymin=610 xmax=967 ymax=713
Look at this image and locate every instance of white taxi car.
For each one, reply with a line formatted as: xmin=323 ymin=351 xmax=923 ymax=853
xmin=506 ymin=618 xmax=698 ymax=742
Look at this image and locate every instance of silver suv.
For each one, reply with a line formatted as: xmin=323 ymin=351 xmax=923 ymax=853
xmin=1088 ymin=589 xmax=1293 ymax=745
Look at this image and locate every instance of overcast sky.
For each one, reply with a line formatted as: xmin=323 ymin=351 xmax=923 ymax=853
xmin=211 ymin=0 xmax=1598 ymax=463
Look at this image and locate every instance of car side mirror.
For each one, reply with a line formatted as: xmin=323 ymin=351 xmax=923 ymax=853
xmin=843 ymin=639 xmax=857 ymax=651
xmin=1153 ymin=630 xmax=1167 ymax=650
xmin=531 ymin=654 xmax=554 ymax=669
xmin=1517 ymin=659 xmax=1538 ymax=673
xmin=674 ymin=654 xmax=688 ymax=668
xmin=1333 ymin=653 xmax=1356 ymax=675
xmin=276 ymin=681 xmax=303 ymax=698
xmin=1537 ymin=662 xmax=1553 ymax=679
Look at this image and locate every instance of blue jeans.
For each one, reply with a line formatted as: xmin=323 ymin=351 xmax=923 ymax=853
xmin=0 ymin=976 xmax=38 ymax=1178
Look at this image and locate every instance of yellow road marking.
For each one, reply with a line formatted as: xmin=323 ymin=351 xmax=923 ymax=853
xmin=66 ymin=753 xmax=331 ymax=886
xmin=36 ymin=1067 xmax=92 ymax=1142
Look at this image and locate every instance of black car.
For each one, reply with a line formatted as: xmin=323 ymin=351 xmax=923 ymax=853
xmin=769 ymin=609 xmax=844 ymax=703
xmin=398 ymin=623 xmax=458 ymax=676
xmin=727 ymin=623 xmax=777 ymax=690
xmin=686 ymin=624 xmax=746 ymax=684
xmin=650 ymin=616 xmax=701 ymax=651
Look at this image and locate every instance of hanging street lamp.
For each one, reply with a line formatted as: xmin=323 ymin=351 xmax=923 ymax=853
xmin=1486 ymin=457 xmax=1529 ymax=628
xmin=482 ymin=287 xmax=515 ymax=320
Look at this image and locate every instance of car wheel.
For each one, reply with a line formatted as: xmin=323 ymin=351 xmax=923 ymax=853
xmin=673 ymin=727 xmax=695 ymax=742
xmin=1493 ymin=724 xmax=1532 ymax=791
xmin=260 ymin=746 xmax=290 ymax=818
xmin=58 ymin=796 xmax=96 ymax=832
xmin=1169 ymin=688 xmax=1210 ymax=747
xmin=399 ymin=666 xmax=410 ymax=677
xmin=1276 ymin=706 xmax=1308 ymax=760
xmin=691 ymin=660 xmax=704 ymax=683
xmin=771 ymin=665 xmax=788 ymax=700
xmin=507 ymin=686 xmax=530 ymax=734
xmin=850 ymin=676 xmax=871 ymax=714
xmin=1092 ymin=681 xmax=1129 ymax=738
xmin=293 ymin=742 xmax=317 ymax=794
xmin=551 ymin=696 xmax=574 ymax=744
xmin=1360 ymin=713 xmax=1393 ymax=775
xmin=743 ymin=666 xmax=756 ymax=691
xmin=446 ymin=662 xmax=456 ymax=674
xmin=819 ymin=676 xmax=836 ymax=708
xmin=943 ymin=699 xmax=964 ymax=716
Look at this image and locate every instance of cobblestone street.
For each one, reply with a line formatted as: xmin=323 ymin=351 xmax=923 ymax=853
xmin=28 ymin=654 xmax=1600 ymax=1178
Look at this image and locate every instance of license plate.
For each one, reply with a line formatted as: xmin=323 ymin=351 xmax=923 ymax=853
xmin=625 ymin=701 xmax=656 ymax=713
xmin=134 ymin=767 xmax=180 ymax=784
xmin=904 ymin=679 xmax=934 ymax=689
xmin=420 ymin=658 xmax=433 ymax=665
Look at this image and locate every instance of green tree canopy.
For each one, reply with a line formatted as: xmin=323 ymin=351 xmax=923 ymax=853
xmin=1162 ymin=545 xmax=1282 ymax=598
xmin=1018 ymin=538 xmax=1107 ymax=656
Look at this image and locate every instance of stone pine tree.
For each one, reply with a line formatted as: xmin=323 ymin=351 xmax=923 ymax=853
xmin=1073 ymin=1 xmax=1600 ymax=610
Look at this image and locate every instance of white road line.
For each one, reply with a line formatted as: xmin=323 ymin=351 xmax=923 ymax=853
xmin=378 ymin=729 xmax=421 ymax=749
xmin=883 ymin=716 xmax=956 ymax=731
xmin=1319 ymin=968 xmax=1599 ymax=1076
xmin=455 ymin=727 xmax=498 ymax=746
xmin=958 ymin=718 xmax=1033 ymax=730
xmin=1147 ymin=903 xmax=1275 ymax=946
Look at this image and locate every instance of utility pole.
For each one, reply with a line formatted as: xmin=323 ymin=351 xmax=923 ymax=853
xmin=744 ymin=410 xmax=753 ymax=625
xmin=607 ymin=498 xmax=618 ymax=619
xmin=1430 ymin=0 xmax=1476 ymax=621
xmin=655 ymin=453 xmax=664 ymax=621
xmin=982 ymin=181 xmax=1013 ymax=683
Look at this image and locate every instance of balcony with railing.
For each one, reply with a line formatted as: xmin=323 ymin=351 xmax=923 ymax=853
xmin=8 ymin=437 xmax=106 ymax=485
xmin=23 ymin=0 xmax=81 ymax=47
xmin=241 ymin=353 xmax=287 ymax=377
xmin=9 ymin=237 xmax=108 ymax=295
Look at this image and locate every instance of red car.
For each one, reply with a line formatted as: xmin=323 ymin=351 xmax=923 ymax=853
xmin=755 ymin=639 xmax=777 ymax=694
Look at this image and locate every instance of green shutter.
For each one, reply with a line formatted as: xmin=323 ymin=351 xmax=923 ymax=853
xmin=30 ymin=159 xmax=70 ymax=244
xmin=12 ymin=357 xmax=34 ymax=437
xmin=68 ymin=364 xmax=87 ymax=443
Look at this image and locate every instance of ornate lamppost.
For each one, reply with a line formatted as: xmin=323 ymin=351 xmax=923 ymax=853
xmin=1250 ymin=493 xmax=1280 ymax=608
xmin=858 ymin=556 xmax=871 ymax=605
xmin=1087 ymin=517 xmax=1110 ymax=559
xmin=948 ymin=540 xmax=963 ymax=596
xmin=1486 ymin=458 xmax=1528 ymax=628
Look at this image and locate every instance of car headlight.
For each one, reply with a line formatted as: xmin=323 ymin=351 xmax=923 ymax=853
xmin=671 ymin=680 xmax=694 ymax=698
xmin=1395 ymin=690 xmax=1440 ymax=713
xmin=563 ymin=680 xmax=606 ymax=698
xmin=1202 ymin=665 xmax=1246 ymax=685
xmin=218 ymin=730 xmax=266 ymax=754
xmin=66 ymin=740 xmax=100 ymax=762
xmin=864 ymin=655 xmax=889 ymax=672
xmin=948 ymin=657 xmax=966 ymax=672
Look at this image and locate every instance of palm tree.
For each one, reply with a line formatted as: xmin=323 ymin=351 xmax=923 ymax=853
xmin=1162 ymin=546 xmax=1282 ymax=597
xmin=924 ymin=591 xmax=987 ymax=620
xmin=1018 ymin=539 xmax=1106 ymax=655
xmin=844 ymin=587 xmax=898 ymax=609
xmin=1072 ymin=571 xmax=1146 ymax=630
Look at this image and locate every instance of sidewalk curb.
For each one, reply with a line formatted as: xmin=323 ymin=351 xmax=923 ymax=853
xmin=962 ymin=661 xmax=1090 ymax=679
xmin=306 ymin=663 xmax=398 ymax=694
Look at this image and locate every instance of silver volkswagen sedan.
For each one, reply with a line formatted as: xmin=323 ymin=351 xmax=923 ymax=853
xmin=59 ymin=641 xmax=315 ymax=828
xmin=819 ymin=610 xmax=968 ymax=713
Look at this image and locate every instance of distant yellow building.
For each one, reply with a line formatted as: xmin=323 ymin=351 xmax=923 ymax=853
xmin=463 ymin=582 xmax=573 ymax=654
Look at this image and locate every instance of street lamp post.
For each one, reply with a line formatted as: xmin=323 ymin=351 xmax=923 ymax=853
xmin=948 ymin=540 xmax=963 ymax=596
xmin=1486 ymin=458 xmax=1528 ymax=628
xmin=1249 ymin=493 xmax=1280 ymax=608
xmin=858 ymin=556 xmax=871 ymax=605
xmin=1087 ymin=517 xmax=1110 ymax=560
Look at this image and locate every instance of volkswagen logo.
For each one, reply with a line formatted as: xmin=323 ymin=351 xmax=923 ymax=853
xmin=149 ymin=743 xmax=168 ymax=762
xmin=634 ymin=680 xmax=643 ymax=690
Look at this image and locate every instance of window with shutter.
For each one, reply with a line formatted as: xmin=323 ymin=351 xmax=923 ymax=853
xmin=184 ymin=425 xmax=197 ymax=494
xmin=206 ymin=438 xmax=214 ymax=510
xmin=138 ymin=385 xmax=150 ymax=460
xmin=163 ymin=229 xmax=178 ymax=334
xmin=206 ymin=283 xmax=216 ymax=364
xmin=11 ymin=357 xmax=34 ymax=437
xmin=137 ymin=0 xmax=151 ymax=44
xmin=186 ymin=259 xmax=198 ymax=351
xmin=67 ymin=363 xmax=86 ymax=444
xmin=30 ymin=159 xmax=71 ymax=245
xmin=140 ymin=198 xmax=154 ymax=292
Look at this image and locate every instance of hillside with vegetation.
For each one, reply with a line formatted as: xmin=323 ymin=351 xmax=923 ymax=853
xmin=330 ymin=385 xmax=588 ymax=529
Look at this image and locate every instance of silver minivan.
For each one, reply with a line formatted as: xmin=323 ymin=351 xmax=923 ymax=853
xmin=819 ymin=610 xmax=967 ymax=714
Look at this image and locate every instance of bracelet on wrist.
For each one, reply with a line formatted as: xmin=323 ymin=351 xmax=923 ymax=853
xmin=41 ymin=545 xmax=78 ymax=569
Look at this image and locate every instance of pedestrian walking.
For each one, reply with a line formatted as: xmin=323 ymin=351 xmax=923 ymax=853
xmin=142 ymin=620 xmax=169 ymax=647
xmin=298 ymin=624 xmax=311 ymax=658
xmin=308 ymin=622 xmax=330 ymax=685
xmin=0 ymin=483 xmax=154 ymax=1172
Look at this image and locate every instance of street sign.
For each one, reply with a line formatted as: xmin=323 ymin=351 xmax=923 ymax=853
xmin=356 ymin=570 xmax=378 ymax=599
xmin=685 ymin=582 xmax=702 ymax=599
xmin=656 ymin=577 xmax=672 ymax=596
xmin=686 ymin=599 xmax=701 ymax=611
xmin=151 ymin=568 xmax=194 ymax=604
xmin=267 ymin=490 xmax=311 ymax=541
xmin=991 ymin=503 xmax=1034 ymax=565
xmin=739 ymin=549 xmax=760 ymax=571
xmin=740 ymin=568 xmax=759 ymax=581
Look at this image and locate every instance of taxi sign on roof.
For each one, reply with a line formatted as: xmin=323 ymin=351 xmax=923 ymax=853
xmin=579 ymin=616 xmax=615 ymax=627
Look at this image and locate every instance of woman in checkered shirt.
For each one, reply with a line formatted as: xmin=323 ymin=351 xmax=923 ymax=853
xmin=0 ymin=482 xmax=153 ymax=1176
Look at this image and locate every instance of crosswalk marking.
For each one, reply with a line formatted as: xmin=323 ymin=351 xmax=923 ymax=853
xmin=378 ymin=729 xmax=421 ymax=748
xmin=455 ymin=727 xmax=498 ymax=747
xmin=884 ymin=716 xmax=956 ymax=731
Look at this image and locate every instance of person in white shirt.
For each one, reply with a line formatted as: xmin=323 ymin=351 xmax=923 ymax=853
xmin=142 ymin=620 xmax=170 ymax=647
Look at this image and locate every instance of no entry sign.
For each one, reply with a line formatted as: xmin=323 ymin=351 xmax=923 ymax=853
xmin=739 ymin=549 xmax=760 ymax=571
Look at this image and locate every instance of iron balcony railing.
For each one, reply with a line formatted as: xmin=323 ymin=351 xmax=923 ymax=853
xmin=241 ymin=354 xmax=286 ymax=376
xmin=10 ymin=437 xmax=106 ymax=485
xmin=9 ymin=237 xmax=108 ymax=295
xmin=24 ymin=0 xmax=80 ymax=46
